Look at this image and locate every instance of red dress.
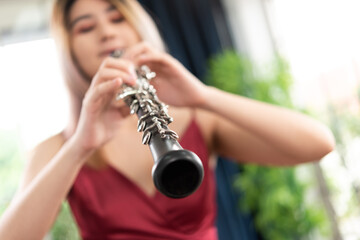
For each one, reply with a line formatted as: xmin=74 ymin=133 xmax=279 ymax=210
xmin=68 ymin=119 xmax=217 ymax=240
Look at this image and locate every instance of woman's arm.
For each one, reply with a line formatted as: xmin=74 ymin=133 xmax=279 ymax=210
xmin=0 ymin=136 xmax=91 ymax=240
xmin=0 ymin=56 xmax=137 ymax=239
xmin=128 ymin=42 xmax=335 ymax=166
xmin=199 ymin=87 xmax=335 ymax=165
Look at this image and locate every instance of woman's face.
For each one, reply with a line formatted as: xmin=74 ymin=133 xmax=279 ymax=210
xmin=68 ymin=0 xmax=141 ymax=78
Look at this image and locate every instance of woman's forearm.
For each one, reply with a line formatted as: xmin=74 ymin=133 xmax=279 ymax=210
xmin=200 ymin=86 xmax=335 ymax=161
xmin=0 ymin=137 xmax=91 ymax=240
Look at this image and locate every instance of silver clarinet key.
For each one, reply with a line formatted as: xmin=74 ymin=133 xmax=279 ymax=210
xmin=115 ymin=61 xmax=178 ymax=144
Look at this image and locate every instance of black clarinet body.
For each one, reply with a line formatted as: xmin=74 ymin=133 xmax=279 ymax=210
xmin=112 ymin=50 xmax=204 ymax=198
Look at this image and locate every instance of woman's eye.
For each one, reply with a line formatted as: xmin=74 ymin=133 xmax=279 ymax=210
xmin=78 ymin=26 xmax=94 ymax=34
xmin=112 ymin=17 xmax=124 ymax=23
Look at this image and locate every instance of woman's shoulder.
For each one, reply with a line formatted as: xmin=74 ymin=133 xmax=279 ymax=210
xmin=169 ymin=107 xmax=215 ymax=128
xmin=169 ymin=107 xmax=217 ymax=148
xmin=169 ymin=106 xmax=216 ymax=123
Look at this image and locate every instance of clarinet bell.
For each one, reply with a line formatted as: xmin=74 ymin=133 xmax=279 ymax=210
xmin=152 ymin=149 xmax=204 ymax=199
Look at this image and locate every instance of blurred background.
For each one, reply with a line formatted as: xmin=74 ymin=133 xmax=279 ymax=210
xmin=0 ymin=0 xmax=359 ymax=239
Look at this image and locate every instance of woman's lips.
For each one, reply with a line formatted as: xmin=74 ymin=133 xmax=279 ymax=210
xmin=99 ymin=48 xmax=124 ymax=57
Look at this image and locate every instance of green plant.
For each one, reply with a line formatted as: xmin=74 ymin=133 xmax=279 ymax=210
xmin=0 ymin=129 xmax=24 ymax=216
xmin=51 ymin=202 xmax=81 ymax=240
xmin=206 ymin=50 xmax=329 ymax=240
xmin=326 ymin=98 xmax=360 ymax=217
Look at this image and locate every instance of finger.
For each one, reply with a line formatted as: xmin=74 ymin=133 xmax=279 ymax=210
xmin=123 ymin=42 xmax=155 ymax=61
xmin=86 ymin=78 xmax=123 ymax=108
xmin=134 ymin=52 xmax=166 ymax=68
xmin=93 ymin=68 xmax=136 ymax=86
xmin=98 ymin=57 xmax=137 ymax=79
xmin=103 ymin=57 xmax=135 ymax=71
xmin=118 ymin=105 xmax=131 ymax=117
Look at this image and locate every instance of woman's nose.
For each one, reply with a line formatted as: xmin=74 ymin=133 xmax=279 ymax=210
xmin=98 ymin=21 xmax=116 ymax=42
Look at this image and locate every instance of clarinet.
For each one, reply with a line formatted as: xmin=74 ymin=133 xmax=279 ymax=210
xmin=112 ymin=50 xmax=204 ymax=198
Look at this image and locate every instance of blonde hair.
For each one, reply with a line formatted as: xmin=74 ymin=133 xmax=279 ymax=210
xmin=51 ymin=0 xmax=166 ymax=136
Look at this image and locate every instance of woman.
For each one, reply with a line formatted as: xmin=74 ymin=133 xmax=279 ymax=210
xmin=0 ymin=0 xmax=335 ymax=239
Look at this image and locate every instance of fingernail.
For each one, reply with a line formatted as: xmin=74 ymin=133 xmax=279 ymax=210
xmin=126 ymin=75 xmax=136 ymax=85
xmin=130 ymin=66 xmax=137 ymax=79
xmin=114 ymin=77 xmax=122 ymax=84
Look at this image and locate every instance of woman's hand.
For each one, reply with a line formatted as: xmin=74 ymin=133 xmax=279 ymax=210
xmin=123 ymin=42 xmax=209 ymax=107
xmin=72 ymin=57 xmax=137 ymax=152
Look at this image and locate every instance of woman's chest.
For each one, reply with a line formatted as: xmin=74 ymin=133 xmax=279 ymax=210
xmin=101 ymin=130 xmax=157 ymax=197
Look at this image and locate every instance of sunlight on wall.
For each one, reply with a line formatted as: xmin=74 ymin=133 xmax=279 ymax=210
xmin=270 ymin=1 xmax=360 ymax=239
xmin=0 ymin=38 xmax=69 ymax=152
xmin=271 ymin=0 xmax=360 ymax=109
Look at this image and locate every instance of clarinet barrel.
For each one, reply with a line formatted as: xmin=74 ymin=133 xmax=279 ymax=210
xmin=113 ymin=51 xmax=204 ymax=198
